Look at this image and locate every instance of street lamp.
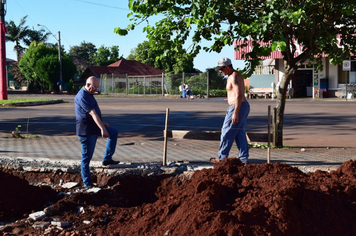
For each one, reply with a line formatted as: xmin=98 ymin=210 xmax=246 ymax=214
xmin=37 ymin=24 xmax=63 ymax=93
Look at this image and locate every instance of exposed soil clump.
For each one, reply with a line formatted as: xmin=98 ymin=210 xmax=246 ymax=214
xmin=1 ymin=159 xmax=356 ymax=236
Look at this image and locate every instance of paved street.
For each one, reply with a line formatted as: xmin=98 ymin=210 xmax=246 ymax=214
xmin=1 ymin=93 xmax=356 ymax=171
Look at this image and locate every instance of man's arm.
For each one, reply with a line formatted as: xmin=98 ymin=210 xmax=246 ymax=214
xmin=88 ymin=109 xmax=109 ymax=138
xmin=232 ymin=71 xmax=245 ymax=124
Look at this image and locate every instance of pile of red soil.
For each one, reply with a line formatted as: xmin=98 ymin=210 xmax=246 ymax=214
xmin=1 ymin=159 xmax=356 ymax=236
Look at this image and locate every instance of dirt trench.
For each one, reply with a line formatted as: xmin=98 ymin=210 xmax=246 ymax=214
xmin=1 ymin=158 xmax=356 ymax=236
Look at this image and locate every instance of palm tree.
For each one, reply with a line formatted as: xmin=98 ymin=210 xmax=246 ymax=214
xmin=23 ymin=27 xmax=51 ymax=47
xmin=5 ymin=16 xmax=30 ymax=61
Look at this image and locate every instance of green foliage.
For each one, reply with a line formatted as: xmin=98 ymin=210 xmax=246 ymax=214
xmin=67 ymin=79 xmax=74 ymax=92
xmin=127 ymin=41 xmax=196 ymax=73
xmin=11 ymin=124 xmax=39 ymax=139
xmin=117 ymin=0 xmax=356 ymax=76
xmin=0 ymin=98 xmax=58 ymax=105
xmin=209 ymin=89 xmax=227 ymax=97
xmin=248 ymin=143 xmax=269 ymax=149
xmin=207 ymin=68 xmax=226 ymax=90
xmin=91 ymin=45 xmax=124 ymax=66
xmin=115 ymin=0 xmax=356 ymax=147
xmin=248 ymin=142 xmax=291 ymax=149
xmin=18 ymin=41 xmax=76 ymax=92
xmin=11 ymin=125 xmax=23 ymax=139
xmin=5 ymin=16 xmax=30 ymax=61
xmin=165 ymin=69 xmax=226 ymax=96
xmin=69 ymin=42 xmax=123 ymax=66
xmin=23 ymin=27 xmax=50 ymax=47
xmin=68 ymin=41 xmax=97 ymax=64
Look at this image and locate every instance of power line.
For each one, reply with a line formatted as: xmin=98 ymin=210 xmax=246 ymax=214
xmin=73 ymin=0 xmax=129 ymax=11
xmin=11 ymin=0 xmax=37 ymax=25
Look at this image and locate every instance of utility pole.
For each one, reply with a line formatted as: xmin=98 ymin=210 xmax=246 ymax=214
xmin=0 ymin=0 xmax=7 ymax=100
xmin=57 ymin=31 xmax=62 ymax=92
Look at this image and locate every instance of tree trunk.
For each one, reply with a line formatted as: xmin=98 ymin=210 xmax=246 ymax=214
xmin=274 ymin=66 xmax=296 ymax=147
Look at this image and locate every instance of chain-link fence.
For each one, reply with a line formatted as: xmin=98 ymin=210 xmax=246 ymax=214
xmin=98 ymin=73 xmax=165 ymax=95
xmin=9 ymin=80 xmax=28 ymax=90
xmin=338 ymin=84 xmax=356 ymax=99
xmin=99 ymin=72 xmax=209 ymax=97
xmin=166 ymin=72 xmax=209 ymax=97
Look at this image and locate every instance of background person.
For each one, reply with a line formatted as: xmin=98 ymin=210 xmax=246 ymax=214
xmin=74 ymin=76 xmax=119 ymax=188
xmin=183 ymin=83 xmax=193 ymax=99
xmin=211 ymin=57 xmax=250 ymax=164
xmin=179 ymin=84 xmax=184 ymax=98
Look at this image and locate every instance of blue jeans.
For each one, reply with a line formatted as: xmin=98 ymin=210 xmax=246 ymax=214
xmin=218 ymin=101 xmax=250 ymax=163
xmin=78 ymin=126 xmax=119 ymax=187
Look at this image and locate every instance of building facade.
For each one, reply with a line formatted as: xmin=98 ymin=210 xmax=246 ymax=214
xmin=235 ymin=40 xmax=356 ymax=98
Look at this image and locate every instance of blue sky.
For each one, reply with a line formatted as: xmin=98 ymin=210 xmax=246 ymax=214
xmin=5 ymin=0 xmax=245 ymax=72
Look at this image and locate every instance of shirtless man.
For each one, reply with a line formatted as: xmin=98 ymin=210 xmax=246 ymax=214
xmin=211 ymin=57 xmax=250 ymax=164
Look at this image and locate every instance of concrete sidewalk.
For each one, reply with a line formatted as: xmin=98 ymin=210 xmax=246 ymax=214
xmin=0 ymin=134 xmax=354 ymax=172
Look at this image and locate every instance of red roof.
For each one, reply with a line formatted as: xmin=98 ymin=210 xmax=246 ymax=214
xmin=108 ymin=59 xmax=165 ymax=75
xmin=78 ymin=59 xmax=165 ymax=82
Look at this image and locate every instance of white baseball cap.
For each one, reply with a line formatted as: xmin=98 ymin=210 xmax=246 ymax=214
xmin=215 ymin=57 xmax=232 ymax=70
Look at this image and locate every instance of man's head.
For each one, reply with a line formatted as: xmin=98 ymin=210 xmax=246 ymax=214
xmin=216 ymin=57 xmax=233 ymax=76
xmin=85 ymin=76 xmax=99 ymax=94
xmin=215 ymin=57 xmax=232 ymax=70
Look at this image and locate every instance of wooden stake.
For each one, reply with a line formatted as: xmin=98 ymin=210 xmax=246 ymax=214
xmin=163 ymin=108 xmax=170 ymax=166
xmin=267 ymin=105 xmax=271 ymax=164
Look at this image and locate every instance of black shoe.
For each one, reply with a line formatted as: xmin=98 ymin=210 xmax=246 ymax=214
xmin=102 ymin=160 xmax=119 ymax=166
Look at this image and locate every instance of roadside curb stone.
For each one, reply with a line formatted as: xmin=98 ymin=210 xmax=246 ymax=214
xmin=1 ymin=99 xmax=64 ymax=107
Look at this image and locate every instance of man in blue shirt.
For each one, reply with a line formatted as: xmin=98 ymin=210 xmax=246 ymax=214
xmin=75 ymin=76 xmax=119 ymax=188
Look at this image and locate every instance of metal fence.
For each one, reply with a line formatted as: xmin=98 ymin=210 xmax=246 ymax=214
xmin=253 ymin=65 xmax=275 ymax=75
xmin=99 ymin=72 xmax=209 ymax=96
xmin=9 ymin=80 xmax=29 ymax=91
xmin=99 ymin=73 xmax=165 ymax=96
xmin=338 ymin=84 xmax=356 ymax=99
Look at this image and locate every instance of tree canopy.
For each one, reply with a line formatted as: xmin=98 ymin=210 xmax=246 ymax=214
xmin=18 ymin=42 xmax=76 ymax=92
xmin=115 ymin=0 xmax=356 ymax=147
xmin=91 ymin=45 xmax=124 ymax=66
xmin=23 ymin=27 xmax=50 ymax=47
xmin=127 ymin=40 xmax=197 ymax=74
xmin=68 ymin=41 xmax=97 ymax=65
xmin=69 ymin=42 xmax=124 ymax=66
xmin=5 ymin=16 xmax=30 ymax=61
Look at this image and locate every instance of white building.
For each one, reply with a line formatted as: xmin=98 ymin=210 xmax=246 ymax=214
xmin=234 ymin=40 xmax=356 ymax=98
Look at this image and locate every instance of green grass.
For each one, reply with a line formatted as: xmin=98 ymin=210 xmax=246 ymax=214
xmin=11 ymin=134 xmax=41 ymax=139
xmin=248 ymin=142 xmax=292 ymax=149
xmin=0 ymin=98 xmax=57 ymax=105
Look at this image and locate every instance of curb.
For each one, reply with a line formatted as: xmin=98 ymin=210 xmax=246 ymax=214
xmin=169 ymin=130 xmax=271 ymax=142
xmin=1 ymin=99 xmax=64 ymax=107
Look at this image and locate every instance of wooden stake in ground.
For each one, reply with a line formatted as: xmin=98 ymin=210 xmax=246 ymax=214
xmin=163 ymin=108 xmax=170 ymax=166
xmin=267 ymin=105 xmax=271 ymax=164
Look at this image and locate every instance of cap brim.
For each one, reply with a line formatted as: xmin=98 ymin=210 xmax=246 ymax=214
xmin=215 ymin=66 xmax=224 ymax=70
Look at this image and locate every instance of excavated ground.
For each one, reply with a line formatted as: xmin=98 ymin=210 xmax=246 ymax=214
xmin=1 ymin=159 xmax=356 ymax=236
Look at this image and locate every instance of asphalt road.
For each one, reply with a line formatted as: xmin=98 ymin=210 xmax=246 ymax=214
xmin=1 ymin=93 xmax=356 ymax=147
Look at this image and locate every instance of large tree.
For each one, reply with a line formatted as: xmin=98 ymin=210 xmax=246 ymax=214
xmin=23 ymin=27 xmax=50 ymax=47
xmin=18 ymin=42 xmax=76 ymax=92
xmin=91 ymin=45 xmax=123 ymax=66
xmin=68 ymin=41 xmax=97 ymax=65
xmin=128 ymin=40 xmax=196 ymax=73
xmin=115 ymin=0 xmax=356 ymax=147
xmin=5 ymin=16 xmax=30 ymax=61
